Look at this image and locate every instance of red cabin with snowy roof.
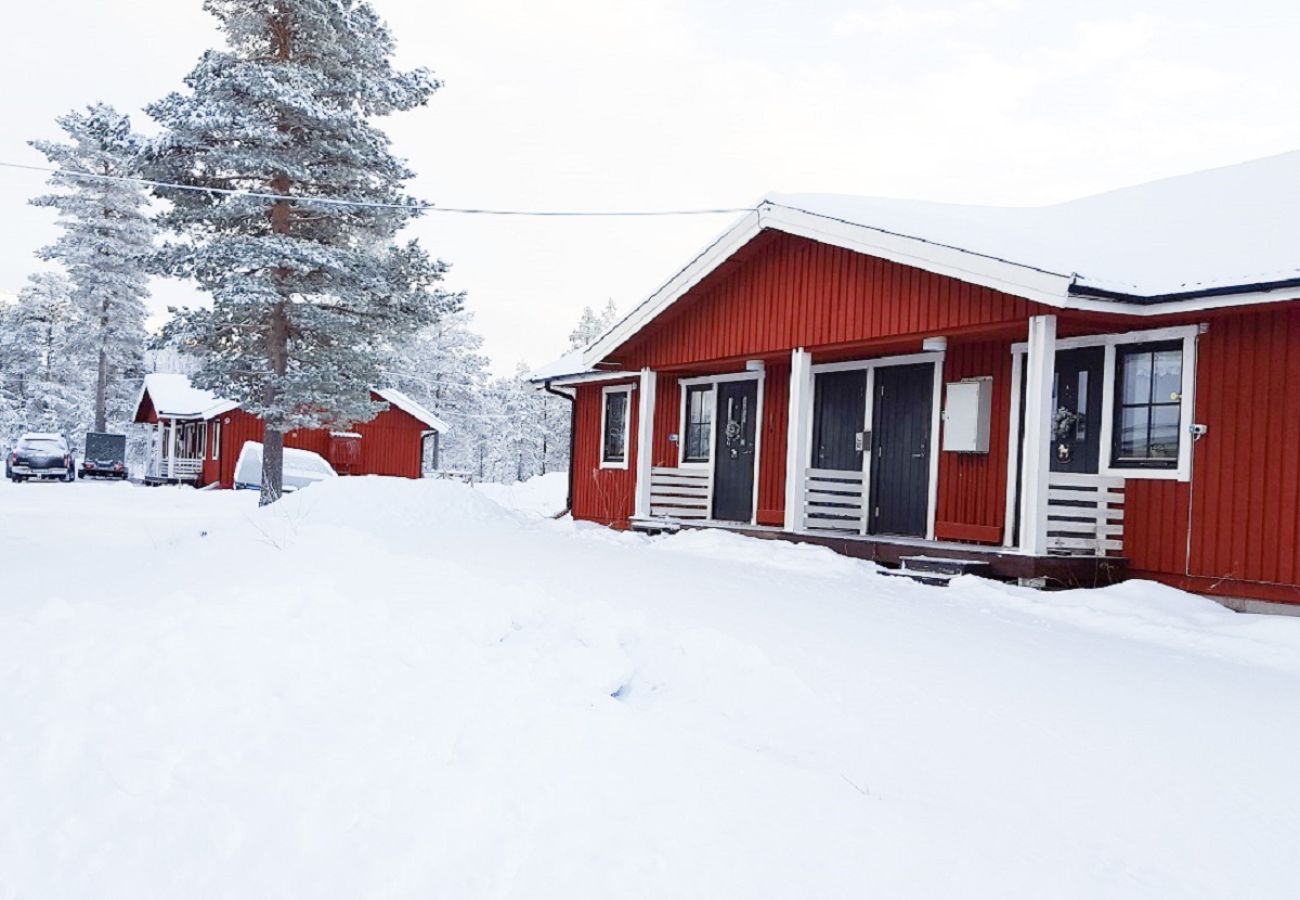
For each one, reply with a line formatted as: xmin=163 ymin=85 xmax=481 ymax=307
xmin=541 ymin=152 xmax=1300 ymax=612
xmin=132 ymin=374 xmax=448 ymax=489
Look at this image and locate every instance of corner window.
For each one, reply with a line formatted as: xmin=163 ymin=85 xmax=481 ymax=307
xmin=682 ymin=385 xmax=713 ymax=463
xmin=601 ymin=386 xmax=631 ymax=468
xmin=1112 ymin=341 xmax=1183 ymax=469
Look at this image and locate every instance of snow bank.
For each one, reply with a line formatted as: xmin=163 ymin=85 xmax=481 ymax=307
xmin=3 ymin=475 xmax=1300 ymax=898
xmin=473 ymin=471 xmax=569 ymax=518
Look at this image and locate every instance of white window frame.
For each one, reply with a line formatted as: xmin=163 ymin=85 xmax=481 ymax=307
xmin=599 ymin=384 xmax=634 ymax=469
xmin=805 ymin=350 xmax=945 ymax=540
xmin=1009 ymin=323 xmax=1201 ymax=485
xmin=211 ymin=419 xmax=222 ymax=461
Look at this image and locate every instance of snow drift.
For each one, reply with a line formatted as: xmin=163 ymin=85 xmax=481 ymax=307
xmin=2 ymin=474 xmax=1300 ymax=899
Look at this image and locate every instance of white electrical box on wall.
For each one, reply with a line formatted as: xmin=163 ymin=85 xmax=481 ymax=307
xmin=942 ymin=377 xmax=992 ymax=453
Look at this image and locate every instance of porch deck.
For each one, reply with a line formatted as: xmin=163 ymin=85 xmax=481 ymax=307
xmin=631 ymin=516 xmax=1127 ymax=587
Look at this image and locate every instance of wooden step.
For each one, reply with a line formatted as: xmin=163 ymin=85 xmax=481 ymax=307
xmin=898 ymin=555 xmax=993 ymax=577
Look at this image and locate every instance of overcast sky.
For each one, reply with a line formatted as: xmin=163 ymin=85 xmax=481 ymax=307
xmin=1 ymin=0 xmax=1297 ymax=373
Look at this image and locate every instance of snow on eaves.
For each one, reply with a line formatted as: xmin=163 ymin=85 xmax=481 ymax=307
xmin=140 ymin=373 xmax=239 ymax=420
xmin=528 ymin=349 xmax=591 ymax=383
xmin=373 ymin=388 xmax=450 ymax=433
xmin=766 ymin=150 xmax=1300 ymax=298
xmin=139 ymin=375 xmax=451 ymax=433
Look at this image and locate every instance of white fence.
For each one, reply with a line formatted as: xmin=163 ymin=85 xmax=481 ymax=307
xmin=803 ymin=468 xmax=866 ymax=533
xmin=648 ymin=466 xmax=711 ymax=519
xmin=147 ymin=455 xmax=204 ymax=480
xmin=1044 ymin=472 xmax=1125 ymax=556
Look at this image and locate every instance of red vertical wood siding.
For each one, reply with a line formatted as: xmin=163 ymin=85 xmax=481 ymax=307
xmin=758 ymin=362 xmax=789 ymax=526
xmin=571 ymin=380 xmax=639 ymax=527
xmin=610 ymin=232 xmax=1045 ymax=370
xmin=934 ymin=339 xmax=1014 ymax=543
xmin=204 ymin=394 xmax=430 ymax=488
xmin=652 ymin=374 xmax=681 ymax=467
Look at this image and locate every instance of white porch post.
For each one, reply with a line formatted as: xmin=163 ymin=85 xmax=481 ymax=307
xmin=166 ymin=418 xmax=177 ymax=480
xmin=633 ymin=367 xmax=656 ymax=519
xmin=1018 ymin=314 xmax=1056 ymax=555
xmin=783 ymin=348 xmax=813 ymax=532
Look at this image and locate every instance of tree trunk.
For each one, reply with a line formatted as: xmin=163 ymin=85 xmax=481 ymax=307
xmin=260 ymin=427 xmax=284 ymax=506
xmin=94 ymin=346 xmax=107 ymax=433
xmin=259 ymin=297 xmax=290 ymax=507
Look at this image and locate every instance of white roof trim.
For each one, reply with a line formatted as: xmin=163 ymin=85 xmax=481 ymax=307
xmin=583 ymin=198 xmax=1300 ymax=367
xmin=373 ymin=388 xmax=450 ymax=433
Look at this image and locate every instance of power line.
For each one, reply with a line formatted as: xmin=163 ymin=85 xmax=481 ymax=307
xmin=0 ymin=160 xmax=757 ymax=217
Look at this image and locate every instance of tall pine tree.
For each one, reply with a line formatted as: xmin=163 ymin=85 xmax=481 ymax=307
xmin=29 ymin=104 xmax=155 ymax=433
xmin=146 ymin=0 xmax=458 ymax=504
xmin=6 ymin=273 xmax=92 ymax=438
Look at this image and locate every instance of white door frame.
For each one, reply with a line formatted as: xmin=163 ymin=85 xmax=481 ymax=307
xmin=679 ymin=369 xmax=765 ymax=525
xmin=806 ymin=350 xmax=945 ymax=540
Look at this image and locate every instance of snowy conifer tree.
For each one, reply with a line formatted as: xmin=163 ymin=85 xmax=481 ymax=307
xmin=385 ymin=309 xmax=489 ymax=473
xmin=146 ymin=0 xmax=458 ymax=504
xmin=29 ymin=104 xmax=155 ymax=434
xmin=5 ymin=273 xmax=92 ymax=437
xmin=568 ymin=299 xmax=619 ymax=350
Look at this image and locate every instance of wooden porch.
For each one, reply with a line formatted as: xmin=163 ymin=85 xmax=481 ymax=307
xmin=631 ymin=515 xmax=1128 ymax=587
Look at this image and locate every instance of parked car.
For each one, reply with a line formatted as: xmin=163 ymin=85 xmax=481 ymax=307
xmin=79 ymin=432 xmax=128 ymax=480
xmin=7 ymin=433 xmax=76 ymax=482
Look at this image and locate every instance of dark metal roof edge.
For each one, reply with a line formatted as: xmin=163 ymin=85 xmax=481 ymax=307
xmin=1068 ymin=276 xmax=1300 ymax=305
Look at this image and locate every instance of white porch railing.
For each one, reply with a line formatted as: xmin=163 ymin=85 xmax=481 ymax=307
xmin=1044 ymin=472 xmax=1125 ymax=556
xmin=147 ymin=455 xmax=204 ymax=480
xmin=803 ymin=468 xmax=866 ymax=533
xmin=648 ymin=466 xmax=711 ymax=519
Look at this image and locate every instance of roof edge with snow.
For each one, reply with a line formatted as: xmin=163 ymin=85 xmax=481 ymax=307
xmin=583 ymin=155 xmax=1300 ymax=367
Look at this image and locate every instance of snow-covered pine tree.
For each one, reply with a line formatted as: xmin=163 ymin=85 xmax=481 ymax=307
xmin=568 ymin=299 xmax=619 ymax=350
xmin=29 ymin=104 xmax=155 ymax=434
xmin=6 ymin=273 xmax=92 ymax=438
xmin=146 ymin=0 xmax=459 ymax=505
xmin=384 ymin=309 xmax=488 ymax=473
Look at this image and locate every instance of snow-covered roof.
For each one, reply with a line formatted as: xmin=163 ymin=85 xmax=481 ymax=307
xmin=767 ymin=150 xmax=1300 ymax=298
xmin=529 ymin=349 xmax=588 ymax=382
xmin=135 ymin=375 xmax=450 ymax=432
xmin=584 ymin=151 xmax=1300 ymax=367
xmin=137 ymin=373 xmax=239 ymax=421
xmin=373 ymin=388 xmax=450 ymax=433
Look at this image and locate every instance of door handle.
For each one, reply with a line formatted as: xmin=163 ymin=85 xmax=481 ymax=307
xmin=911 ymin=452 xmax=925 ymax=458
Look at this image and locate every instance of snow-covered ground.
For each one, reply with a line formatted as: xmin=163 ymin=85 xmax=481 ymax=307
xmin=3 ymin=475 xmax=1300 ymax=898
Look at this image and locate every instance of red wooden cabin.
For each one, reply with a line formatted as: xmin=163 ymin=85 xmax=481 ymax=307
xmin=132 ymin=374 xmax=447 ymax=488
xmin=541 ymin=152 xmax=1300 ymax=612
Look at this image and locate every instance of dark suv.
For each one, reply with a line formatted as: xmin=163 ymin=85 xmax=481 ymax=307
xmin=7 ymin=433 xmax=76 ymax=482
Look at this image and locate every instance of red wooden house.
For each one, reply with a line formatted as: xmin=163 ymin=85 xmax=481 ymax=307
xmin=540 ymin=152 xmax=1300 ymax=612
xmin=132 ymin=374 xmax=448 ymax=488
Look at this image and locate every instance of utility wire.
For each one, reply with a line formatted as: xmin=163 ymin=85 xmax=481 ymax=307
xmin=0 ymin=160 xmax=757 ymax=217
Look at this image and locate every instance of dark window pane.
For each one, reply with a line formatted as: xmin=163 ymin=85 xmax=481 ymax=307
xmin=1116 ymin=406 xmax=1150 ymax=459
xmin=603 ymin=392 xmax=627 ymax=462
xmin=1121 ymin=351 xmax=1153 ymax=405
xmin=683 ymin=385 xmax=712 ymax=462
xmin=1149 ymin=405 xmax=1181 ymax=458
xmin=1112 ymin=341 xmax=1183 ymax=468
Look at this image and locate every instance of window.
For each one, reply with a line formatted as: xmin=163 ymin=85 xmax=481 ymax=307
xmin=211 ymin=420 xmax=222 ymax=461
xmin=1112 ymin=341 xmax=1183 ymax=469
xmin=601 ymin=385 xmax=632 ymax=468
xmin=682 ymin=385 xmax=713 ymax=462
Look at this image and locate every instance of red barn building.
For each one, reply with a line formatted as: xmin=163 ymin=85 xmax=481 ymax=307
xmin=541 ymin=152 xmax=1300 ymax=613
xmin=132 ymin=374 xmax=448 ymax=488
